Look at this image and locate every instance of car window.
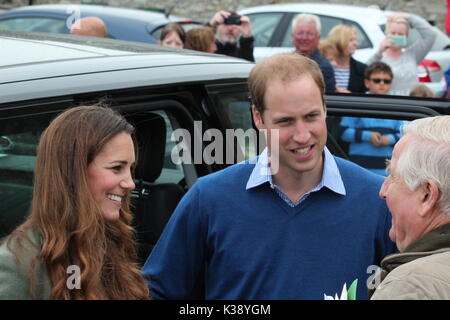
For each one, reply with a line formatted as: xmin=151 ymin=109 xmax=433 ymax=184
xmin=0 ymin=112 xmax=55 ymax=238
xmin=123 ymin=107 xmax=197 ymax=188
xmin=211 ymin=90 xmax=260 ymax=161
xmin=0 ymin=17 xmax=67 ymax=33
xmin=153 ymin=110 xmax=185 ymax=185
xmin=327 ymin=114 xmax=408 ymax=177
xmin=281 ymin=15 xmax=371 ymax=49
xmin=124 ymin=106 xmax=199 ymax=262
xmin=246 ymin=13 xmax=284 ymax=47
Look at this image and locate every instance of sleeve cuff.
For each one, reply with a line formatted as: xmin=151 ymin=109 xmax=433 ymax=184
xmin=362 ymin=130 xmax=372 ymax=142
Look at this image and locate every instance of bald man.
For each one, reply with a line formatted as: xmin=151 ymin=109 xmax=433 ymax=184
xmin=70 ymin=17 xmax=107 ymax=38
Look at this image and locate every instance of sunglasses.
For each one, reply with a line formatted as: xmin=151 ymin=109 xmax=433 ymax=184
xmin=370 ymin=78 xmax=392 ymax=84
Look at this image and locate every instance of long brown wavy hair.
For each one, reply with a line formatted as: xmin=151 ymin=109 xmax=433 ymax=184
xmin=185 ymin=26 xmax=216 ymax=53
xmin=5 ymin=105 xmax=150 ymax=299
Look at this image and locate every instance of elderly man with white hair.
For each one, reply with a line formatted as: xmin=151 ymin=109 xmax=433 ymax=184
xmin=291 ymin=13 xmax=336 ymax=93
xmin=370 ymin=115 xmax=450 ymax=300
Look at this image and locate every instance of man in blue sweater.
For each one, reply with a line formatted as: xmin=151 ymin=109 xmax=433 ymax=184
xmin=143 ymin=53 xmax=397 ymax=300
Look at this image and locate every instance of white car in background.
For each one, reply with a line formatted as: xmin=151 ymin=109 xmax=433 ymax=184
xmin=239 ymin=3 xmax=450 ymax=96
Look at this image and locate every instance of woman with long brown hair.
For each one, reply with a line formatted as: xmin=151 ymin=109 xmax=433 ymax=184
xmin=0 ymin=105 xmax=150 ymax=299
xmin=185 ymin=26 xmax=217 ymax=53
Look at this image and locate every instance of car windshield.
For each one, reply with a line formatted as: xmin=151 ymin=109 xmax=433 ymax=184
xmin=0 ymin=17 xmax=67 ymax=33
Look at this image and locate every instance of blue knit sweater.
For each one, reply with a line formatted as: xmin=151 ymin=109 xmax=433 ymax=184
xmin=143 ymin=157 xmax=397 ymax=300
xmin=341 ymin=117 xmax=405 ymax=176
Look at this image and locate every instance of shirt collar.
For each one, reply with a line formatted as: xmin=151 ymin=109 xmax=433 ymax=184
xmin=246 ymin=146 xmax=346 ymax=196
xmin=246 ymin=147 xmax=271 ymax=189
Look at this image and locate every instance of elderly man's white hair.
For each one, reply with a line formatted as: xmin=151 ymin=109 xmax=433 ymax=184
xmin=397 ymin=116 xmax=450 ymax=214
xmin=291 ymin=13 xmax=322 ymax=35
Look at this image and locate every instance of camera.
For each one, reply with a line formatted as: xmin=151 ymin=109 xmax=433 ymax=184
xmin=224 ymin=13 xmax=242 ymax=25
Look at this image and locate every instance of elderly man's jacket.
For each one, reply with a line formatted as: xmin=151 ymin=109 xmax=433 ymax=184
xmin=370 ymin=223 xmax=450 ymax=300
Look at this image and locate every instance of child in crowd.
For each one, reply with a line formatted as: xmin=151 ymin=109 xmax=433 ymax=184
xmin=409 ymin=84 xmax=437 ymax=98
xmin=319 ymin=40 xmax=338 ymax=67
xmin=340 ymin=62 xmax=406 ymax=176
xmin=364 ymin=61 xmax=393 ymax=95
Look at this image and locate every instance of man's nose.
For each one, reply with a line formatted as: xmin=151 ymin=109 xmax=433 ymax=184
xmin=292 ymin=121 xmax=311 ymax=143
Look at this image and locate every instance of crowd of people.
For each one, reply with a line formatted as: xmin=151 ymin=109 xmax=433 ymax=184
xmin=0 ymin=7 xmax=449 ymax=301
xmin=1 ymin=53 xmax=448 ymax=300
xmin=68 ymin=10 xmax=447 ymax=99
xmin=158 ymin=9 xmax=442 ymax=98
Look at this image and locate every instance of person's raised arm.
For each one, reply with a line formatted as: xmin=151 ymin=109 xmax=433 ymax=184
xmin=406 ymin=14 xmax=437 ymax=63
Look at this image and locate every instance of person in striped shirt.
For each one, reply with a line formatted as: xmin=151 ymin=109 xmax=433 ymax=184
xmin=326 ymin=24 xmax=367 ymax=94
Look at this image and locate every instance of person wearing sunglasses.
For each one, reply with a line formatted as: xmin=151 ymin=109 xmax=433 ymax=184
xmin=364 ymin=62 xmax=394 ymax=95
xmin=339 ymin=62 xmax=407 ymax=176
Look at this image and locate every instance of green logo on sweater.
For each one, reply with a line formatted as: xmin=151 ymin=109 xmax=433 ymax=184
xmin=324 ymin=279 xmax=358 ymax=300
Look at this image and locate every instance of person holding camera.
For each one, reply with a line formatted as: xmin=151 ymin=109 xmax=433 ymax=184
xmin=366 ymin=12 xmax=436 ymax=96
xmin=208 ymin=10 xmax=255 ymax=62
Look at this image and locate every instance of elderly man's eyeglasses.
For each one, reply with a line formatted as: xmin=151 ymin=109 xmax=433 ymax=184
xmin=370 ymin=78 xmax=392 ymax=84
xmin=293 ymin=31 xmax=317 ymax=37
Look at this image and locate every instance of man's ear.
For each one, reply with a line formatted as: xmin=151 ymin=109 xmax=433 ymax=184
xmin=251 ymin=105 xmax=263 ymax=129
xmin=418 ymin=180 xmax=441 ymax=217
xmin=364 ymin=79 xmax=371 ymax=90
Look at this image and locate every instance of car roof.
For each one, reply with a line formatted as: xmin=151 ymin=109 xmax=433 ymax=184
xmin=240 ymin=2 xmax=388 ymax=25
xmin=0 ymin=31 xmax=254 ymax=104
xmin=2 ymin=4 xmax=187 ymax=25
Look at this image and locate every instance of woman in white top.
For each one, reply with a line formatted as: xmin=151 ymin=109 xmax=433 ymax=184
xmin=367 ymin=12 xmax=436 ymax=96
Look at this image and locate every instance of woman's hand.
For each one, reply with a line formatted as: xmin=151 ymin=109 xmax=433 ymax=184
xmin=240 ymin=15 xmax=252 ymax=37
xmin=378 ymin=37 xmax=394 ymax=55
